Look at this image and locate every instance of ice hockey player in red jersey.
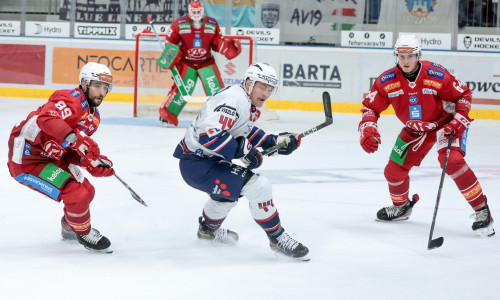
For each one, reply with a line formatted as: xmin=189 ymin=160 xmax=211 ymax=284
xmin=159 ymin=0 xmax=242 ymax=126
xmin=7 ymin=62 xmax=116 ymax=252
xmin=359 ymin=34 xmax=494 ymax=237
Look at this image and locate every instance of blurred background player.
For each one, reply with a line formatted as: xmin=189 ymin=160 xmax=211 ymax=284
xmin=359 ymin=34 xmax=494 ymax=237
xmin=159 ymin=0 xmax=242 ymax=126
xmin=7 ymin=62 xmax=116 ymax=252
xmin=173 ymin=63 xmax=309 ymax=260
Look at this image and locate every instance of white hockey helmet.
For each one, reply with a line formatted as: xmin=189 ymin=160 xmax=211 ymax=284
xmin=394 ymin=34 xmax=421 ymax=58
xmin=244 ymin=62 xmax=278 ymax=94
xmin=188 ymin=0 xmax=205 ymax=23
xmin=79 ymin=62 xmax=113 ymax=93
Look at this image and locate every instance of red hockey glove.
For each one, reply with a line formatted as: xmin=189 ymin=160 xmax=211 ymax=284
xmin=359 ymin=122 xmax=381 ymax=154
xmin=83 ymin=155 xmax=115 ymax=177
xmin=443 ymin=113 xmax=472 ymax=137
xmin=266 ymin=132 xmax=301 ymax=156
xmin=219 ymin=38 xmax=242 ymax=60
xmin=66 ymin=130 xmax=100 ymax=161
xmin=405 ymin=120 xmax=438 ymax=132
xmin=235 ymin=137 xmax=263 ymax=169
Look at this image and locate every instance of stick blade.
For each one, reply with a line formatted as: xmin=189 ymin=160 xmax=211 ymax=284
xmin=427 ymin=237 xmax=444 ymax=250
xmin=322 ymin=91 xmax=333 ymax=123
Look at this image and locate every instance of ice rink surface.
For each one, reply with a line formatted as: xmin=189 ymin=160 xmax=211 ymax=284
xmin=1 ymin=97 xmax=500 ymax=300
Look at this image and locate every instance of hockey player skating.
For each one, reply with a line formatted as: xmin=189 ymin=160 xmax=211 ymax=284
xmin=7 ymin=62 xmax=116 ymax=252
xmin=173 ymin=63 xmax=310 ymax=260
xmin=359 ymin=34 xmax=494 ymax=237
xmin=158 ymin=0 xmax=242 ymax=126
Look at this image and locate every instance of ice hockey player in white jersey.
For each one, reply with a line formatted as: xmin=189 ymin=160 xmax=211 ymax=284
xmin=173 ymin=63 xmax=309 ymax=261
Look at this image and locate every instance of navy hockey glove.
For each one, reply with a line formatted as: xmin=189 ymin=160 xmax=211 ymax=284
xmin=235 ymin=137 xmax=263 ymax=169
xmin=267 ymin=132 xmax=301 ymax=156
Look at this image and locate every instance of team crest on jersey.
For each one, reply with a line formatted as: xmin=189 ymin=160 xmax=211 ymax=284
xmin=380 ymin=71 xmax=396 ymax=84
xmin=427 ymin=68 xmax=445 ymax=79
xmin=383 ymin=81 xmax=401 ymax=92
xmin=195 ymin=33 xmax=200 ymax=38
xmin=70 ymin=89 xmax=82 ymax=98
xmin=409 ymin=105 xmax=422 ymax=119
xmin=409 ymin=96 xmax=419 ymax=104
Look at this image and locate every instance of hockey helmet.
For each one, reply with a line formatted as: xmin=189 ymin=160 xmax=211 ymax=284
xmin=394 ymin=34 xmax=421 ymax=58
xmin=244 ymin=62 xmax=278 ymax=95
xmin=188 ymin=1 xmax=205 ymax=23
xmin=79 ymin=62 xmax=113 ymax=93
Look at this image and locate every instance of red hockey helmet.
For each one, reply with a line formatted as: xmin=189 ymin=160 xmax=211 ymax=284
xmin=188 ymin=1 xmax=204 ymax=23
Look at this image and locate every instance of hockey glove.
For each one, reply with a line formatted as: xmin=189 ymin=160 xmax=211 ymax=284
xmin=443 ymin=113 xmax=471 ymax=137
xmin=359 ymin=122 xmax=381 ymax=154
xmin=267 ymin=132 xmax=301 ymax=156
xmin=65 ymin=130 xmax=100 ymax=161
xmin=219 ymin=38 xmax=242 ymax=60
xmin=82 ymin=155 xmax=115 ymax=177
xmin=235 ymin=137 xmax=263 ymax=169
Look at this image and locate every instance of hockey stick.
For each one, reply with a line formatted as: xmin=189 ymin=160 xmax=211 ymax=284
xmin=97 ymin=158 xmax=148 ymax=207
xmin=261 ymin=91 xmax=333 ymax=156
xmin=427 ymin=131 xmax=454 ymax=250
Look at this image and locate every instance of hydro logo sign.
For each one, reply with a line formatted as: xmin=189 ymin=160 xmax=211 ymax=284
xmin=74 ymin=23 xmax=120 ymax=39
xmin=26 ymin=21 xmax=70 ymax=37
xmin=282 ymin=63 xmax=341 ymax=89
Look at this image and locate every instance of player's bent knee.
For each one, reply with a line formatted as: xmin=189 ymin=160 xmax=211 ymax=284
xmin=384 ymin=161 xmax=409 ymax=183
xmin=438 ymin=149 xmax=465 ymax=173
xmin=61 ymin=179 xmax=95 ymax=206
xmin=241 ymin=174 xmax=273 ymax=203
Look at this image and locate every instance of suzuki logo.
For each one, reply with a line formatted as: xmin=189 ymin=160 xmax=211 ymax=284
xmin=224 ymin=62 xmax=236 ymax=76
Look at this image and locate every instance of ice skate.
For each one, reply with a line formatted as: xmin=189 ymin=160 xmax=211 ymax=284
xmin=197 ymin=217 xmax=239 ymax=245
xmin=269 ymin=232 xmax=310 ymax=261
xmin=376 ymin=195 xmax=419 ymax=222
xmin=61 ymin=216 xmax=77 ymax=241
xmin=77 ymin=228 xmax=113 ymax=253
xmin=472 ymin=204 xmax=495 ymax=238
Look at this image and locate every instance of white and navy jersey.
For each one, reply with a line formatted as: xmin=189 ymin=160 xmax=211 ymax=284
xmin=173 ymin=84 xmax=275 ymax=161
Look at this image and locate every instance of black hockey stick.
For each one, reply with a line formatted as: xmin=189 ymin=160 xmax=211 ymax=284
xmin=427 ymin=131 xmax=454 ymax=250
xmin=261 ymin=91 xmax=333 ymax=156
xmin=97 ymin=158 xmax=148 ymax=207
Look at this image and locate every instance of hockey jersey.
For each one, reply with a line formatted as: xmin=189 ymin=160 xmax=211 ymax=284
xmin=361 ymin=60 xmax=472 ymax=127
xmin=173 ymin=84 xmax=275 ymax=161
xmin=166 ymin=16 xmax=225 ymax=65
xmin=8 ymin=88 xmax=100 ymax=166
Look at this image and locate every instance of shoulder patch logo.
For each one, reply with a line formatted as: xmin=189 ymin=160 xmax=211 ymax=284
xmin=427 ymin=68 xmax=445 ymax=80
xmin=380 ymin=71 xmax=396 ymax=84
xmin=70 ymin=90 xmax=81 ymax=98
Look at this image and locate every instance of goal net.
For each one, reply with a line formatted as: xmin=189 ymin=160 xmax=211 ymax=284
xmin=133 ymin=32 xmax=256 ymax=119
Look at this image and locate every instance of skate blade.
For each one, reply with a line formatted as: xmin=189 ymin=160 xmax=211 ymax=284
xmin=475 ymin=225 xmax=495 ymax=238
xmin=375 ymin=216 xmax=410 ymax=222
xmin=84 ymin=246 xmax=113 ymax=254
xmin=272 ymin=250 xmax=310 ymax=262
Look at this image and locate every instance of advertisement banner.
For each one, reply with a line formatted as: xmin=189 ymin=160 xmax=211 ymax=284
xmin=254 ymin=0 xmax=365 ymax=44
xmin=0 ymin=44 xmax=45 ymax=84
xmin=125 ymin=24 xmax=170 ymax=40
xmin=52 ymin=47 xmax=171 ymax=89
xmin=74 ymin=22 xmax=120 ymax=39
xmin=341 ymin=31 xmax=393 ymax=48
xmin=0 ymin=21 xmax=21 ymax=36
xmin=457 ymin=34 xmax=500 ymax=52
xmin=26 ymin=21 xmax=70 ymax=37
xmin=230 ymin=27 xmax=280 ymax=44
xmin=400 ymin=32 xmax=451 ymax=50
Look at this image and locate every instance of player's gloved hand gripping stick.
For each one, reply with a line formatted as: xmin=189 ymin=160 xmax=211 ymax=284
xmin=261 ymin=91 xmax=333 ymax=156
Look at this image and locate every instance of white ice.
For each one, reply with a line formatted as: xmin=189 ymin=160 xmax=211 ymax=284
xmin=1 ymin=97 xmax=500 ymax=300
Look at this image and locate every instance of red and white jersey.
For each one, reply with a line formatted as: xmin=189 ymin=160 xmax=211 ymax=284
xmin=361 ymin=60 xmax=472 ymax=126
xmin=165 ymin=16 xmax=224 ymax=65
xmin=8 ymin=87 xmax=101 ymax=165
